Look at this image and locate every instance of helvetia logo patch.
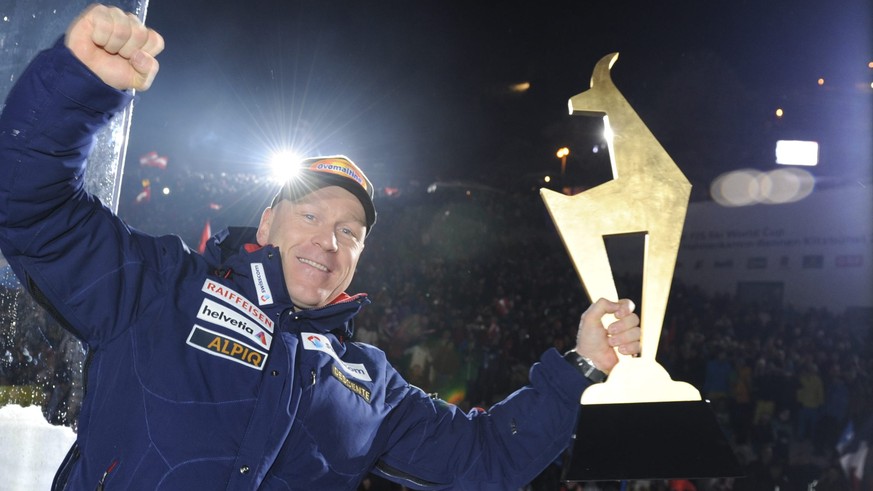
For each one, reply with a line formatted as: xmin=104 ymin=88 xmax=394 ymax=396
xmin=196 ymin=298 xmax=272 ymax=349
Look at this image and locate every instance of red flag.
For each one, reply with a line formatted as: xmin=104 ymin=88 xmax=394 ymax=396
xmin=135 ymin=184 xmax=151 ymax=204
xmin=198 ymin=219 xmax=212 ymax=254
xmin=139 ymin=151 xmax=168 ymax=170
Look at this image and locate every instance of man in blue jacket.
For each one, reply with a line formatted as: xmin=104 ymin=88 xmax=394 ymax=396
xmin=0 ymin=5 xmax=641 ymax=490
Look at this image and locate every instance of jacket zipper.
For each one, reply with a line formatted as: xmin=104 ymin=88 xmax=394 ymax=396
xmin=51 ymin=443 xmax=80 ymax=491
xmin=95 ymin=459 xmax=118 ymax=491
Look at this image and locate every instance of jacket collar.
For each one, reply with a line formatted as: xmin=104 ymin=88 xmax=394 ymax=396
xmin=204 ymin=227 xmax=369 ymax=339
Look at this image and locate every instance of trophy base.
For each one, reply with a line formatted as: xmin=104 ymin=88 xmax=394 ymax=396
xmin=563 ymin=400 xmax=742 ymax=482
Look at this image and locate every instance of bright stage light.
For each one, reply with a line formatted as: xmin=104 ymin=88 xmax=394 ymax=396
xmin=270 ymin=150 xmax=302 ymax=183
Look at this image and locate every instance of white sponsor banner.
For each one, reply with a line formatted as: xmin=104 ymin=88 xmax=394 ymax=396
xmin=604 ymin=185 xmax=872 ymax=312
xmin=197 ymin=298 xmax=272 ymax=349
xmin=251 ymin=263 xmax=274 ymax=306
xmin=301 ymin=332 xmax=372 ymax=382
xmin=201 ymin=279 xmax=274 ymax=332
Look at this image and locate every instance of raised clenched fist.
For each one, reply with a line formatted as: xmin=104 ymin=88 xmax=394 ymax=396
xmin=65 ymin=4 xmax=164 ymax=91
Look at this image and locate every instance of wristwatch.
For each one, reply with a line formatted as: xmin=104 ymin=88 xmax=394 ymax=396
xmin=563 ymin=350 xmax=607 ymax=383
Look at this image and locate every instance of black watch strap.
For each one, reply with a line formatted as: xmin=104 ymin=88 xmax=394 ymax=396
xmin=563 ymin=350 xmax=607 ymax=383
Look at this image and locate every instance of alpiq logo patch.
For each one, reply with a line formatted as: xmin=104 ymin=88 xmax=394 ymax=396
xmin=187 ymin=325 xmax=268 ymax=370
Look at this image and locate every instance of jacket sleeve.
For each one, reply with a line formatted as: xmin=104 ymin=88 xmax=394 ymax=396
xmin=0 ymin=39 xmax=185 ymax=347
xmin=374 ymin=348 xmax=589 ymax=490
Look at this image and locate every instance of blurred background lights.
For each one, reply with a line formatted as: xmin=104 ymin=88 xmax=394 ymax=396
xmin=711 ymin=168 xmax=815 ymax=207
xmin=509 ymin=81 xmax=531 ymax=93
xmin=759 ymin=168 xmax=816 ymax=204
xmin=556 ymin=147 xmax=570 ymax=176
xmin=775 ymin=108 xmax=784 ymax=118
xmin=162 ymin=187 xmax=171 ymax=196
xmin=711 ymin=169 xmax=762 ymax=207
xmin=269 ymin=149 xmax=302 ymax=183
xmin=775 ymin=140 xmax=819 ymax=166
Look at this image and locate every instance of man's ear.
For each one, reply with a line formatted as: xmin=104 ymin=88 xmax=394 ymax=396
xmin=256 ymin=207 xmax=274 ymax=246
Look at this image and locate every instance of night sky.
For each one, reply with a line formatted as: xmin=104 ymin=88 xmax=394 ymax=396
xmin=127 ymin=0 xmax=872 ymax=197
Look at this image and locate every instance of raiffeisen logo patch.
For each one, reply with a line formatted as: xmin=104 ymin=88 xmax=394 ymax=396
xmin=251 ymin=263 xmax=273 ymax=306
xmin=201 ymin=279 xmax=274 ymax=333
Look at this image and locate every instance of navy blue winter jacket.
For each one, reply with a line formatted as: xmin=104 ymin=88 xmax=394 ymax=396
xmin=0 ymin=40 xmax=589 ymax=490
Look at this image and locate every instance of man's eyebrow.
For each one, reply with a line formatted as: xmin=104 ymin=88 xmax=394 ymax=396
xmin=343 ymin=217 xmax=367 ymax=228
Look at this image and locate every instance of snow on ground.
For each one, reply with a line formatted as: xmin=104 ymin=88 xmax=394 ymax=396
xmin=0 ymin=405 xmax=76 ymax=491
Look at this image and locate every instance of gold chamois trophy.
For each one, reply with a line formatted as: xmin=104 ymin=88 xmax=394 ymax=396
xmin=541 ymin=53 xmax=741 ymax=481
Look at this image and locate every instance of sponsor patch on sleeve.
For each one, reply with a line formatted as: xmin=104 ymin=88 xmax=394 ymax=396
xmin=301 ymin=332 xmax=372 ymax=382
xmin=187 ymin=325 xmax=268 ymax=370
xmin=331 ymin=365 xmax=372 ymax=403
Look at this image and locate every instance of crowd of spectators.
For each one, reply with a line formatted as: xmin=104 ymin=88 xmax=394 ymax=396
xmin=350 ymin=185 xmax=873 ymax=491
xmin=1 ymin=170 xmax=870 ymax=490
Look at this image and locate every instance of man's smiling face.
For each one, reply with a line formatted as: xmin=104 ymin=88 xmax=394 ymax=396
xmin=256 ymin=186 xmax=367 ymax=309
